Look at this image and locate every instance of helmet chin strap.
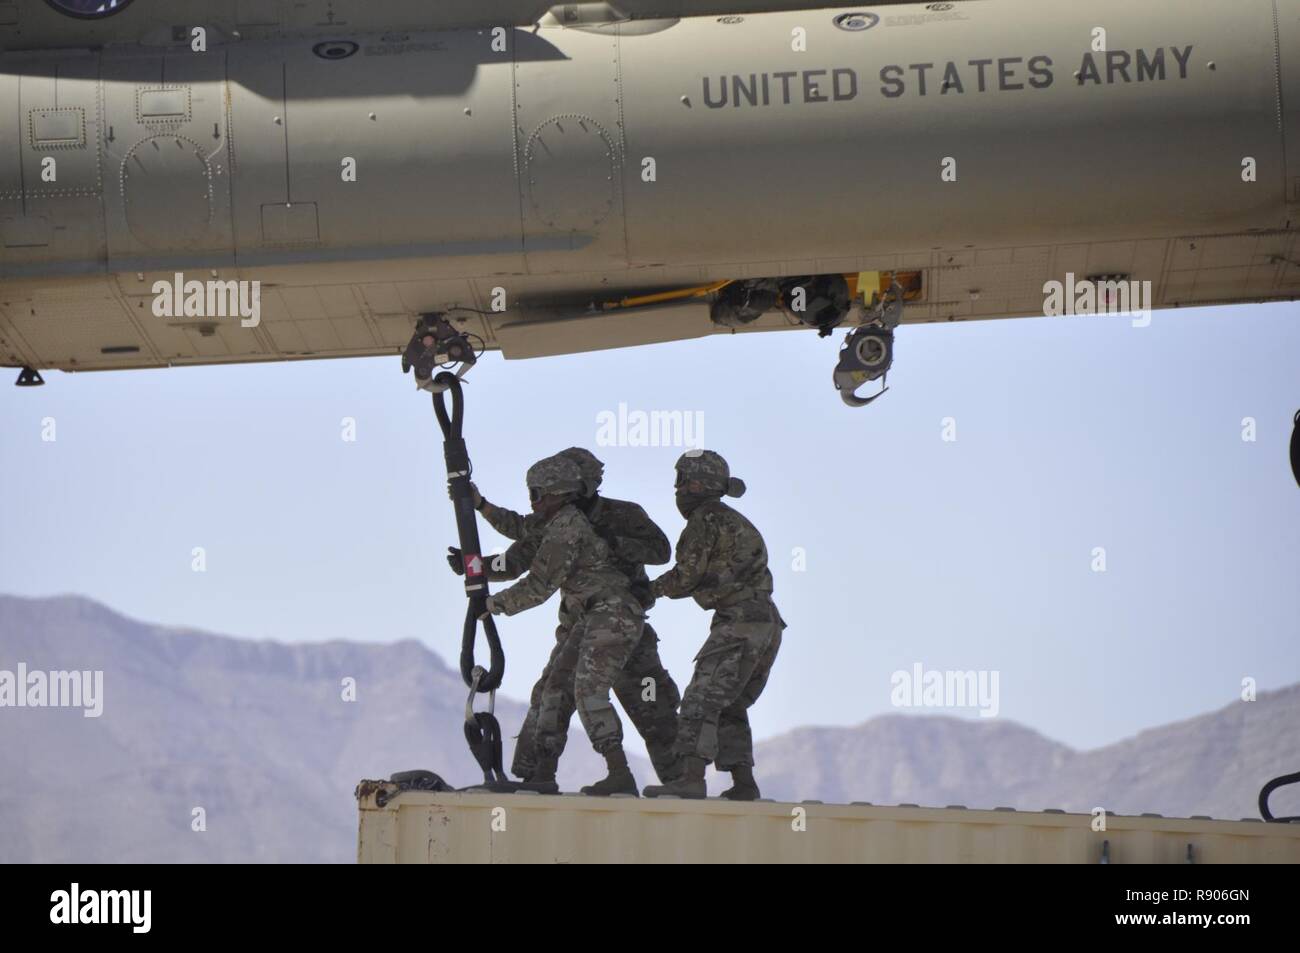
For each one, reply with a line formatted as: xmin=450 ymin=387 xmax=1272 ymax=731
xmin=676 ymin=489 xmax=721 ymax=517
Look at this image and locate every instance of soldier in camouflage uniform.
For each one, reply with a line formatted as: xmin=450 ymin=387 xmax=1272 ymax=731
xmin=466 ymin=447 xmax=682 ymax=792
xmin=475 ymin=454 xmax=648 ymax=796
xmin=642 ymin=450 xmax=785 ymax=801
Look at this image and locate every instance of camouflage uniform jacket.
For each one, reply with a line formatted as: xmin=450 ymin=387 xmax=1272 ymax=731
xmin=488 ymin=504 xmax=632 ymax=618
xmin=651 ymin=499 xmax=775 ymax=611
xmin=481 ymin=496 xmax=669 ymax=608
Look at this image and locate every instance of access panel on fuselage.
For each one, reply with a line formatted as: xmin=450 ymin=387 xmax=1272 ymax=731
xmin=1 ymin=50 xmax=105 ymax=275
xmin=100 ymin=48 xmax=235 ymax=272
xmin=513 ymin=25 xmax=629 ymax=274
xmin=226 ymin=33 xmax=524 ymax=277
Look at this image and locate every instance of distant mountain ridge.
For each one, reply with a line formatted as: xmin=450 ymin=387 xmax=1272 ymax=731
xmin=753 ymin=694 xmax=1300 ymax=822
xmin=1 ymin=594 xmax=1295 ymax=862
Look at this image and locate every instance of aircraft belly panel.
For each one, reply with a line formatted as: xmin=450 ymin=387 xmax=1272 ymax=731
xmin=6 ymin=278 xmax=158 ymax=369
xmin=495 ymin=299 xmax=712 ymax=358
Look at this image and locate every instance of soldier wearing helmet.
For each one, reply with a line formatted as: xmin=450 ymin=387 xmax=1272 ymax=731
xmin=473 ymin=454 xmax=649 ymax=796
xmin=643 ymin=449 xmax=785 ymax=801
xmin=467 ymin=447 xmax=682 ymax=792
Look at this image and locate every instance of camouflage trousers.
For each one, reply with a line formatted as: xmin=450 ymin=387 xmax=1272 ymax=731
xmin=513 ymin=615 xmax=680 ymax=778
xmin=512 ymin=591 xmax=662 ymax=762
xmin=673 ymin=600 xmax=784 ymax=771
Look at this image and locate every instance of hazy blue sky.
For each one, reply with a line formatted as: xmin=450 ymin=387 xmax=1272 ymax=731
xmin=2 ymin=302 xmax=1297 ymax=754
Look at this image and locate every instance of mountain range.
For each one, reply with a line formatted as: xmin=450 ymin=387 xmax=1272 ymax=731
xmin=1 ymin=594 xmax=1295 ymax=862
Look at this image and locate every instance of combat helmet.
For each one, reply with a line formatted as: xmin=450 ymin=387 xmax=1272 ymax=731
xmin=558 ymin=447 xmax=604 ymax=496
xmin=526 ymin=454 xmax=587 ymax=502
xmin=674 ymin=449 xmax=746 ymax=498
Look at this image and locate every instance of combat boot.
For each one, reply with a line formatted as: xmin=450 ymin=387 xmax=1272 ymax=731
xmin=652 ymin=754 xmax=683 ymax=786
xmin=645 ymin=730 xmax=682 ymax=787
xmin=516 ymin=754 xmax=559 ymax=794
xmin=580 ymin=747 xmax=638 ymax=796
xmin=719 ymin=764 xmax=760 ymax=801
xmin=642 ymin=755 xmax=707 ymax=799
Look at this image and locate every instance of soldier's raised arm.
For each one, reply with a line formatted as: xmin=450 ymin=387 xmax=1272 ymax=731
xmin=650 ymin=511 xmax=718 ymax=600
xmin=485 ymin=532 xmax=542 ymax=582
xmin=489 ymin=512 xmax=581 ymax=616
xmin=446 ymin=478 xmax=532 ymax=540
xmin=478 ymin=495 xmax=533 ymax=541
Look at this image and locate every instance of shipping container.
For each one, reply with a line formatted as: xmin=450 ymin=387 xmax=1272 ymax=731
xmin=355 ymin=782 xmax=1300 ymax=864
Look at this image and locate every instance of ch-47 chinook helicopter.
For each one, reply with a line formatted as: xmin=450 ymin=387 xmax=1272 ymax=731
xmin=7 ymin=0 xmax=1300 ymax=824
xmin=3 ymin=0 xmax=1300 ymax=406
